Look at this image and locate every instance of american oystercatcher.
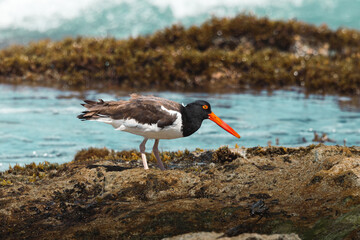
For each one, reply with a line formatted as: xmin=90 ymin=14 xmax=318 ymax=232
xmin=78 ymin=94 xmax=240 ymax=170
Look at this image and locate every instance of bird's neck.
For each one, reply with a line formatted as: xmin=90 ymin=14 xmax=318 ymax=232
xmin=181 ymin=107 xmax=204 ymax=137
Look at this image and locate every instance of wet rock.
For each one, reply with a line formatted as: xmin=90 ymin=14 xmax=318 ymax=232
xmin=1 ymin=145 xmax=360 ymax=239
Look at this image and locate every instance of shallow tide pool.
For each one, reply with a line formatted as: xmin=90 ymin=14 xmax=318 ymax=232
xmin=1 ymin=84 xmax=360 ymax=171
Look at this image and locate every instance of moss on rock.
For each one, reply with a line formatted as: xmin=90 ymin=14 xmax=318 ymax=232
xmin=0 ymin=14 xmax=359 ymax=94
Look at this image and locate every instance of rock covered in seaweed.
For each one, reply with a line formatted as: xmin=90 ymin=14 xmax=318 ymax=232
xmin=0 ymin=14 xmax=359 ymax=95
xmin=1 ymin=145 xmax=360 ymax=239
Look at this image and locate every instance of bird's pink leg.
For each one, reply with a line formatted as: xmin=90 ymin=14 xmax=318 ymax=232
xmin=152 ymin=139 xmax=165 ymax=170
xmin=139 ymin=138 xmax=149 ymax=170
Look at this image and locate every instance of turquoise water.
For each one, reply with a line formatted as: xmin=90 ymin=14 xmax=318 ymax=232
xmin=0 ymin=0 xmax=359 ymax=47
xmin=1 ymin=84 xmax=360 ymax=171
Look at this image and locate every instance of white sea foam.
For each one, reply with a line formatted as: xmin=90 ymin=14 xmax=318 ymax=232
xmin=0 ymin=0 xmax=97 ymax=31
xmin=0 ymin=0 xmax=349 ymax=33
xmin=150 ymin=0 xmax=304 ymax=18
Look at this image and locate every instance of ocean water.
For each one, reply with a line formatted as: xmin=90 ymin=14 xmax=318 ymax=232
xmin=1 ymin=84 xmax=360 ymax=171
xmin=0 ymin=0 xmax=359 ymax=47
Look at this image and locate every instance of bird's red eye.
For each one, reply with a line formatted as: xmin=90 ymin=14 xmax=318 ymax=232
xmin=202 ymin=105 xmax=208 ymax=110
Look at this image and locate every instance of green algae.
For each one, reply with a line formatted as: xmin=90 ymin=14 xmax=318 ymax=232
xmin=0 ymin=14 xmax=359 ymax=94
xmin=0 ymin=147 xmax=193 ymax=184
xmin=0 ymin=179 xmax=12 ymax=186
xmin=73 ymin=147 xmax=192 ymax=166
xmin=212 ymin=146 xmax=239 ymax=163
xmin=262 ymin=206 xmax=360 ymax=240
xmin=302 ymin=206 xmax=360 ymax=240
xmin=74 ymin=147 xmax=113 ymax=162
xmin=2 ymin=161 xmax=62 ymax=183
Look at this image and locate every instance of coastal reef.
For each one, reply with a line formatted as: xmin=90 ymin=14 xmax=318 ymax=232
xmin=0 ymin=14 xmax=359 ymax=94
xmin=1 ymin=144 xmax=360 ymax=239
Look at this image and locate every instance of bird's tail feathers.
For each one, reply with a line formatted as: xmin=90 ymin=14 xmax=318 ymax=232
xmin=77 ymin=99 xmax=108 ymax=120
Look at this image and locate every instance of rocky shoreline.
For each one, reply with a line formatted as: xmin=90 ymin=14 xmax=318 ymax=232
xmin=0 ymin=14 xmax=359 ymax=95
xmin=1 ymin=145 xmax=360 ymax=239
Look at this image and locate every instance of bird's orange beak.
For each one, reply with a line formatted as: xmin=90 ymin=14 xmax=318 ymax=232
xmin=208 ymin=112 xmax=240 ymax=138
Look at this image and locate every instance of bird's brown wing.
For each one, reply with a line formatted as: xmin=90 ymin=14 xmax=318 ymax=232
xmin=78 ymin=94 xmax=183 ymax=127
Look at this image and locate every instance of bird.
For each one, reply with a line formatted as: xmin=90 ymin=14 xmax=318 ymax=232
xmin=77 ymin=94 xmax=240 ymax=170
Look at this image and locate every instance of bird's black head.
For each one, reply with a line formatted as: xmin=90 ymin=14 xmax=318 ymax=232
xmin=181 ymin=100 xmax=212 ymax=137
xmin=182 ymin=99 xmax=240 ymax=138
xmin=185 ymin=100 xmax=212 ymax=120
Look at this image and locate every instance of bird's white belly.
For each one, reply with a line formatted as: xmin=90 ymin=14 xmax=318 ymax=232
xmin=116 ymin=119 xmax=183 ymax=139
xmin=95 ymin=114 xmax=183 ymax=139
